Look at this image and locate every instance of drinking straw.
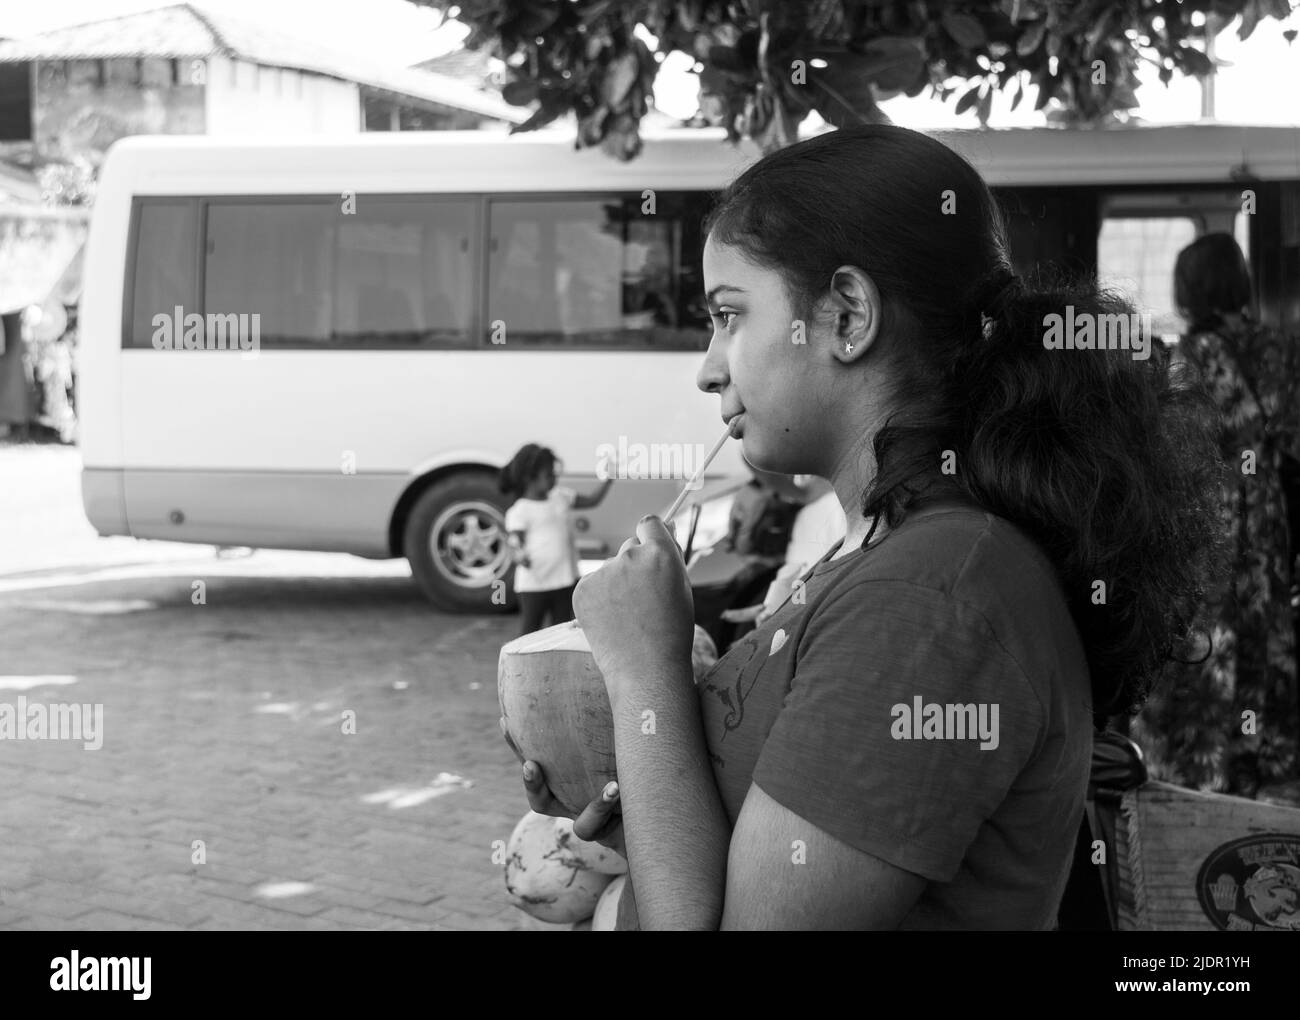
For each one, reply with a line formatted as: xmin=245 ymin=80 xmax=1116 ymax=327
xmin=662 ymin=426 xmax=732 ymax=524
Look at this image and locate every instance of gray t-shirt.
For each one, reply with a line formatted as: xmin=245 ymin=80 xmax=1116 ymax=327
xmin=697 ymin=501 xmax=1093 ymax=929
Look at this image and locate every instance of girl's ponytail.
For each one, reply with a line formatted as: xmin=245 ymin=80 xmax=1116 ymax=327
xmin=951 ymin=273 xmax=1224 ymax=713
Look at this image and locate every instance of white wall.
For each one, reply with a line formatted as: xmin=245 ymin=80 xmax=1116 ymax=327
xmin=205 ymin=56 xmax=360 ymax=135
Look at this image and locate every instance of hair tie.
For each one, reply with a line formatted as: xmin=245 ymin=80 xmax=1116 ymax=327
xmin=974 ymin=269 xmax=1020 ymax=339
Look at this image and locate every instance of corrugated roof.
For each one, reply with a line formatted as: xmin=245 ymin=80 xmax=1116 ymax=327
xmin=0 ymin=3 xmax=528 ymax=123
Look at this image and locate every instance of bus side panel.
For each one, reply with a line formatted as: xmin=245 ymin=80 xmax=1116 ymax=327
xmin=115 ymin=349 xmax=746 ymax=556
xmin=120 ymin=468 xmax=402 ymax=555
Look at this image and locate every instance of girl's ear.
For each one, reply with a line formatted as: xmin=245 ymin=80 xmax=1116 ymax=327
xmin=826 ymin=265 xmax=880 ymax=364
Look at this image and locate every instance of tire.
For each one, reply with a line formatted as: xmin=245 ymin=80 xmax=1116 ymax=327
xmin=403 ymin=473 xmax=518 ymax=614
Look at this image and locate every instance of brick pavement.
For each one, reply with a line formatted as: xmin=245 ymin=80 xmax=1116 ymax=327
xmin=0 ymin=569 xmax=575 ymax=931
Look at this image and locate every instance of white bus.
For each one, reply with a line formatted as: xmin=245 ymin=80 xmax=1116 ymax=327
xmin=78 ymin=124 xmax=1300 ymax=612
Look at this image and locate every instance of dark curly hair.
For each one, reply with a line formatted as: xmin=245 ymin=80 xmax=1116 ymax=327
xmin=702 ymin=124 xmax=1225 ymax=717
xmin=499 ymin=443 xmax=558 ymax=500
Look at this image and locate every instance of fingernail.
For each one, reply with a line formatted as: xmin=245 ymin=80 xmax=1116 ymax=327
xmin=522 ymin=762 xmax=535 ymax=782
xmin=602 ymin=781 xmax=619 ymax=801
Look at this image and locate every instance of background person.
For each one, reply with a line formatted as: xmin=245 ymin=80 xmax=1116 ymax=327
xmin=1133 ymin=232 xmax=1300 ymax=798
xmin=499 ymin=443 xmax=614 ymax=636
xmin=721 ymin=474 xmax=847 ymax=630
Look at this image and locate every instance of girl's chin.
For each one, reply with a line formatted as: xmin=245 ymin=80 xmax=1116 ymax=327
xmin=737 ymin=432 xmax=804 ymax=476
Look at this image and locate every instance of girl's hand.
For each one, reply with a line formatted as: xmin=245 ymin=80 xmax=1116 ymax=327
xmin=572 ymin=516 xmax=695 ymax=701
xmin=500 ymin=719 xmax=626 ymax=855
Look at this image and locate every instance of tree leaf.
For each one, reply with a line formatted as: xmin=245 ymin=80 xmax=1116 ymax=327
xmin=707 ymin=44 xmax=751 ymax=73
xmin=1017 ymin=21 xmax=1047 ymax=56
xmin=1238 ymin=0 xmax=1262 ymax=40
xmin=601 ymin=51 xmax=640 ymax=109
xmin=501 ymin=77 xmax=540 ymax=106
xmin=1179 ymin=46 xmax=1215 ymax=76
xmin=942 ymin=12 xmax=987 ymax=49
xmin=1033 ymin=73 xmax=1055 ymax=109
xmin=806 ymin=36 xmax=926 ymax=96
xmin=955 ymin=82 xmax=982 ymax=114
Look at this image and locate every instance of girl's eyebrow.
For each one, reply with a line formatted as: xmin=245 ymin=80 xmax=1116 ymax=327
xmin=705 ymin=285 xmax=746 ymax=304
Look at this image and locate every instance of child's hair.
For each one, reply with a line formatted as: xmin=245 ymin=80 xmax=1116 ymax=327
xmin=702 ymin=124 xmax=1225 ymax=718
xmin=499 ymin=443 xmax=558 ymax=500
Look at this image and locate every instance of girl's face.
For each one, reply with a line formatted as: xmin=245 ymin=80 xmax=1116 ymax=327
xmin=527 ymin=459 xmax=557 ymax=497
xmin=698 ymin=236 xmax=875 ymax=478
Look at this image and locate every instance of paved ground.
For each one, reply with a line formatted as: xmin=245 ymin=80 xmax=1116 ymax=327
xmin=0 ymin=442 xmax=571 ymax=930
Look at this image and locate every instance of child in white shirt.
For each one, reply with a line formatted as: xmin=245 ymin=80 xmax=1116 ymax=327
xmin=500 ymin=443 xmax=614 ymax=635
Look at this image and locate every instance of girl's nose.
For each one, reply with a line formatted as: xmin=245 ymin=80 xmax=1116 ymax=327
xmin=696 ymin=335 xmax=729 ymax=395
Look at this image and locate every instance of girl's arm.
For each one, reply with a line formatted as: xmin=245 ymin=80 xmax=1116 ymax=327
xmin=606 ymin=659 xmax=730 ymax=929
xmin=720 ymin=785 xmax=925 ymax=928
xmin=572 ymin=477 xmax=614 ymax=510
xmin=607 ymin=667 xmax=925 ymax=929
xmin=507 ymin=529 xmax=529 ymax=566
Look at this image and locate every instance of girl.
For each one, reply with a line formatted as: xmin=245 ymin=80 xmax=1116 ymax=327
xmin=499 ymin=443 xmax=613 ymax=636
xmin=509 ymin=125 xmax=1223 ymax=929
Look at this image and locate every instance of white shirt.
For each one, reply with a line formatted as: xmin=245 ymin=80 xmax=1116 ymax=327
xmin=505 ymin=486 xmax=579 ymax=592
xmin=763 ymin=491 xmax=848 ymax=614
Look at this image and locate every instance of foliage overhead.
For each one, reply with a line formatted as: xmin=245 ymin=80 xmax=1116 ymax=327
xmin=418 ymin=0 xmax=1297 ymax=159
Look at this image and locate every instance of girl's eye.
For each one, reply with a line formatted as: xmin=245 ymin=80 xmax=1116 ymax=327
xmin=711 ymin=310 xmax=738 ymax=331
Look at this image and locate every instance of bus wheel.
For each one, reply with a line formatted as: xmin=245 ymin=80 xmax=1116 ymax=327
xmin=403 ymin=474 xmax=516 ymax=614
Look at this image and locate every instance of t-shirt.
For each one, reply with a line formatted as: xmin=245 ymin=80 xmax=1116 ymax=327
xmin=697 ymin=500 xmax=1093 ymax=929
xmin=504 ymin=486 xmax=579 ymax=593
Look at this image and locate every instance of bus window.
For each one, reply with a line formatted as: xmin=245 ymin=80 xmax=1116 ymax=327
xmin=205 ymin=200 xmax=335 ymax=347
xmin=202 ymin=197 xmax=477 ymax=349
xmin=1097 ymin=216 xmax=1197 ymax=342
xmin=487 ymin=193 xmax=711 ymax=350
xmin=126 ymin=199 xmax=195 ymax=348
xmin=334 ymin=198 xmax=475 ymax=347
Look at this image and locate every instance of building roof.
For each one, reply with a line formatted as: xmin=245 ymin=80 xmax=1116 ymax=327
xmin=0 ymin=3 xmax=528 ymax=124
xmin=414 ymin=48 xmax=502 ymax=88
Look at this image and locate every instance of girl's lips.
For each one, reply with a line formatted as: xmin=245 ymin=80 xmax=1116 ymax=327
xmin=727 ymin=414 xmax=745 ymax=438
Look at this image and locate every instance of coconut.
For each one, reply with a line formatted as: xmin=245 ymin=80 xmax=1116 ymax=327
xmin=504 ymin=811 xmax=615 ymax=924
xmin=691 ymin=625 xmax=719 ymax=684
xmin=499 ymin=621 xmax=719 ymax=816
xmin=499 ymin=621 xmax=614 ymax=817
xmin=557 ymin=823 xmax=627 ymax=876
xmin=591 ymin=874 xmax=628 ymax=931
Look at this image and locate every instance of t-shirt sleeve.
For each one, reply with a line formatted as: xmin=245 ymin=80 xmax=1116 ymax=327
xmin=752 ymin=579 xmax=1045 ymax=882
xmin=504 ymin=500 xmax=528 ymax=534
